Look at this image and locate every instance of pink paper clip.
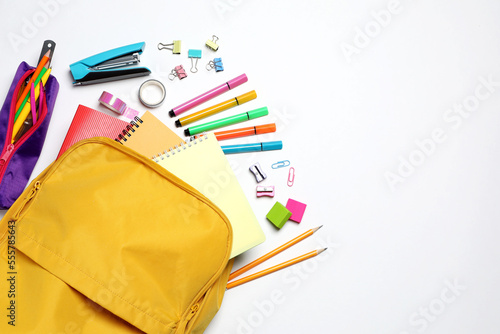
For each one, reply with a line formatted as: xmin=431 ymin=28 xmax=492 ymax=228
xmin=256 ymin=186 xmax=275 ymax=197
xmin=287 ymin=167 xmax=295 ymax=187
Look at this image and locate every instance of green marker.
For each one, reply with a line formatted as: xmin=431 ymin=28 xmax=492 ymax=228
xmin=184 ymin=107 xmax=269 ymax=136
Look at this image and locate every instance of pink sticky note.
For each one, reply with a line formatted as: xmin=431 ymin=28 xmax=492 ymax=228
xmin=286 ymin=198 xmax=307 ymax=223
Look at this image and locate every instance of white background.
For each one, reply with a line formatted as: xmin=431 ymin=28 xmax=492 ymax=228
xmin=1 ymin=0 xmax=500 ymax=333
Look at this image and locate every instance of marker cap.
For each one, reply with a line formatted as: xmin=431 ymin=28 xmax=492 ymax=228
xmin=248 ymin=107 xmax=269 ymax=119
xmin=227 ymin=74 xmax=248 ymax=89
xmin=262 ymin=141 xmax=283 ymax=151
xmin=255 ymin=123 xmax=276 ymax=134
xmin=236 ymin=90 xmax=257 ymax=104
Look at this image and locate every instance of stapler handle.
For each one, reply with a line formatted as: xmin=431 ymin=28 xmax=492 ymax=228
xmin=72 ymin=67 xmax=151 ymax=86
xmin=77 ymin=42 xmax=146 ymax=68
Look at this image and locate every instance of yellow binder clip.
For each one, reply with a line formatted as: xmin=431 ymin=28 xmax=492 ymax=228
xmin=205 ymin=35 xmax=219 ymax=51
xmin=158 ymin=40 xmax=181 ymax=54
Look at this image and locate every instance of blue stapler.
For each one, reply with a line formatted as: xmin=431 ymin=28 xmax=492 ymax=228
xmin=69 ymin=42 xmax=151 ymax=85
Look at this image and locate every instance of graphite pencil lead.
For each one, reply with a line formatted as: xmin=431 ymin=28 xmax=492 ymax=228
xmin=317 ymin=248 xmax=327 ymax=255
xmin=312 ymin=225 xmax=323 ymax=233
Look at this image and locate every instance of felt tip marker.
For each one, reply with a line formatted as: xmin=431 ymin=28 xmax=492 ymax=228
xmin=184 ymin=106 xmax=268 ymax=136
xmin=214 ymin=123 xmax=276 ymax=141
xmin=221 ymin=141 xmax=283 ymax=154
xmin=169 ymin=73 xmax=248 ymax=117
xmin=175 ymin=90 xmax=257 ymax=128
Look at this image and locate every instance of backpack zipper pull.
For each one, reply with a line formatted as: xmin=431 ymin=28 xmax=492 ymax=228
xmin=0 ymin=144 xmax=15 ymax=166
xmin=176 ymin=303 xmax=200 ymax=334
xmin=14 ymin=181 xmax=41 ymax=220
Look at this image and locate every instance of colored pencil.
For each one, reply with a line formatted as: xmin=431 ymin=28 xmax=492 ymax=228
xmin=14 ymin=66 xmax=48 ymax=122
xmin=12 ymin=68 xmax=51 ymax=143
xmin=15 ymin=50 xmax=51 ymax=111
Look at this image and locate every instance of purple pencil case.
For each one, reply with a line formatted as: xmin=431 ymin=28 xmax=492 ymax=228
xmin=0 ymin=62 xmax=59 ymax=209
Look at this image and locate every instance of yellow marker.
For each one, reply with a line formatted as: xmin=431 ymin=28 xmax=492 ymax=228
xmin=11 ymin=68 xmax=51 ymax=143
xmin=175 ymin=90 xmax=257 ymax=128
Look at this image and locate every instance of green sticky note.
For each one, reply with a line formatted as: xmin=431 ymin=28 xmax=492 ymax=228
xmin=266 ymin=202 xmax=292 ymax=229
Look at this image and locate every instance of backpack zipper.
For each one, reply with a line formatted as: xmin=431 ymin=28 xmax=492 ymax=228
xmin=0 ymin=69 xmax=48 ymax=182
xmin=13 ymin=181 xmax=41 ymax=220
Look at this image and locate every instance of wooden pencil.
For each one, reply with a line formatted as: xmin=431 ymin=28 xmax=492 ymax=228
xmin=228 ymin=226 xmax=322 ymax=282
xmin=226 ymin=248 xmax=327 ymax=290
xmin=15 ymin=50 xmax=51 ymax=111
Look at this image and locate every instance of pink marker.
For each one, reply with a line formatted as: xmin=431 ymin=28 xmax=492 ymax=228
xmin=168 ymin=73 xmax=248 ymax=117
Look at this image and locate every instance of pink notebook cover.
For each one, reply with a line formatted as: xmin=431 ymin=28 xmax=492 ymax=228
xmin=57 ymin=105 xmax=129 ymax=158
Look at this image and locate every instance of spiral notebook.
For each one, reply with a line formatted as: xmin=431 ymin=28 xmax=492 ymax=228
xmin=117 ymin=111 xmax=182 ymax=159
xmin=153 ymin=132 xmax=265 ymax=258
xmin=58 ymin=106 xmax=182 ymax=159
xmin=57 ymin=105 xmax=130 ymax=158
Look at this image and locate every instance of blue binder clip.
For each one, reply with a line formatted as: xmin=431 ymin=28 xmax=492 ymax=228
xmin=207 ymin=58 xmax=224 ymax=72
xmin=69 ymin=42 xmax=151 ymax=86
xmin=188 ymin=49 xmax=202 ymax=73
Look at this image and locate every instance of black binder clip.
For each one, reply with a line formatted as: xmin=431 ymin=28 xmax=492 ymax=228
xmin=69 ymin=42 xmax=151 ymax=86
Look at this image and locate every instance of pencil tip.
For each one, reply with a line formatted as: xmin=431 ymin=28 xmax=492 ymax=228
xmin=317 ymin=248 xmax=327 ymax=255
xmin=312 ymin=225 xmax=323 ymax=233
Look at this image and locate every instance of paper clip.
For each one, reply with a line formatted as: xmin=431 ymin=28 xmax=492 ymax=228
xmin=206 ymin=58 xmax=224 ymax=72
xmin=188 ymin=49 xmax=202 ymax=73
xmin=287 ymin=167 xmax=295 ymax=187
xmin=249 ymin=163 xmax=267 ymax=183
xmin=272 ymin=160 xmax=290 ymax=169
xmin=168 ymin=65 xmax=187 ymax=81
xmin=205 ymin=35 xmax=219 ymax=51
xmin=157 ymin=40 xmax=181 ymax=54
xmin=256 ymin=186 xmax=275 ymax=198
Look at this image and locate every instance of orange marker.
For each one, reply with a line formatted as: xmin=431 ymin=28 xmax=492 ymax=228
xmin=15 ymin=50 xmax=51 ymax=111
xmin=175 ymin=90 xmax=257 ymax=127
xmin=214 ymin=123 xmax=276 ymax=141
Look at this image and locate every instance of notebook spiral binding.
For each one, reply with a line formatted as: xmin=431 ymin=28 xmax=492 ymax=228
xmin=114 ymin=116 xmax=144 ymax=143
xmin=152 ymin=132 xmax=208 ymax=162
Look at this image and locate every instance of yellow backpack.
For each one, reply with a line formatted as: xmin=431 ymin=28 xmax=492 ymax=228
xmin=0 ymin=137 xmax=233 ymax=333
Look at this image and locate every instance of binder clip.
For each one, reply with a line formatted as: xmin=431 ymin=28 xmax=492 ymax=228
xmin=206 ymin=58 xmax=224 ymax=72
xmin=69 ymin=42 xmax=151 ymax=86
xmin=249 ymin=163 xmax=267 ymax=183
xmin=188 ymin=49 xmax=202 ymax=73
xmin=168 ymin=65 xmax=187 ymax=81
xmin=205 ymin=35 xmax=219 ymax=51
xmin=256 ymin=186 xmax=275 ymax=198
xmin=157 ymin=40 xmax=181 ymax=54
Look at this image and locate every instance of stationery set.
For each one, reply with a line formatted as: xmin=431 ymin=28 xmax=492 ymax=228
xmin=0 ymin=40 xmax=324 ymax=333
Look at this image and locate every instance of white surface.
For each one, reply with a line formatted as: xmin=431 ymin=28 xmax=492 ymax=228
xmin=1 ymin=1 xmax=500 ymax=333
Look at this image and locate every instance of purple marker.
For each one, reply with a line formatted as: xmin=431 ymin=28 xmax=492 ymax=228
xmin=168 ymin=74 xmax=248 ymax=117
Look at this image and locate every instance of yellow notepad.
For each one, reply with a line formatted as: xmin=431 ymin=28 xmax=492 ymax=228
xmin=117 ymin=111 xmax=182 ymax=158
xmin=153 ymin=133 xmax=265 ymax=258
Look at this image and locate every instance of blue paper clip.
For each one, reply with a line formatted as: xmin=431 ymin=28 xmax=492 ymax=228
xmin=272 ymin=160 xmax=290 ymax=169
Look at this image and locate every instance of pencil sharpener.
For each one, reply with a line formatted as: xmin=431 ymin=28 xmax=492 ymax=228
xmin=249 ymin=162 xmax=267 ymax=183
xmin=256 ymin=186 xmax=275 ymax=198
